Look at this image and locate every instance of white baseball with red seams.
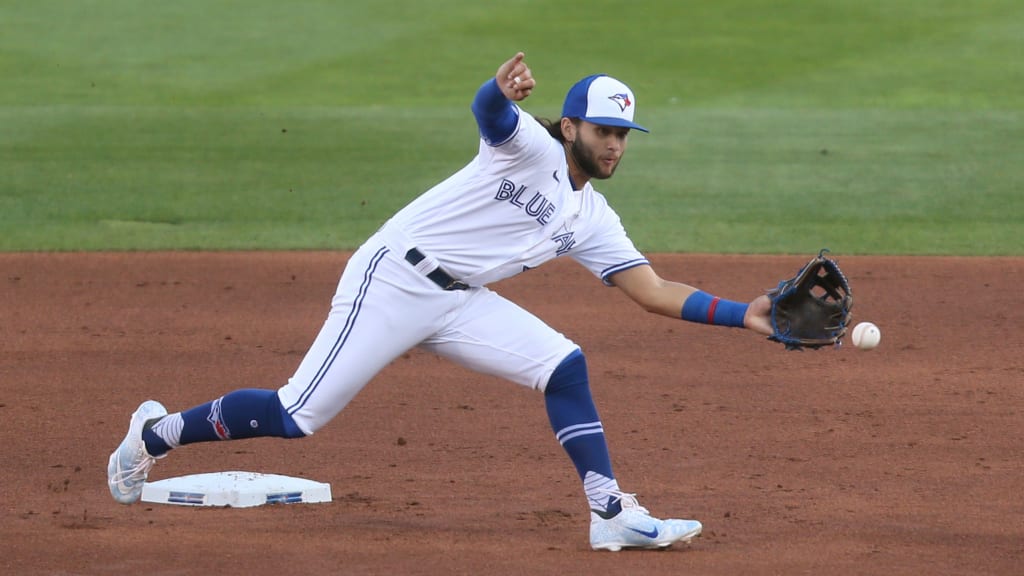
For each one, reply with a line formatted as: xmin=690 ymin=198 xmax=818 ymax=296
xmin=851 ymin=322 xmax=881 ymax=350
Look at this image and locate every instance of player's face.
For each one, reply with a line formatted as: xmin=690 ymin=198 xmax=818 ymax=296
xmin=570 ymin=122 xmax=630 ymax=180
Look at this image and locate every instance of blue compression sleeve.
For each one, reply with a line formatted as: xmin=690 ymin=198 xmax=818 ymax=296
xmin=182 ymin=389 xmax=305 ymax=442
xmin=681 ymin=290 xmax=748 ymax=328
xmin=143 ymin=389 xmax=305 ymax=456
xmin=471 ymin=78 xmax=519 ymax=145
xmin=544 ymin=350 xmax=614 ymax=482
xmin=545 ymin=350 xmax=622 ymax=516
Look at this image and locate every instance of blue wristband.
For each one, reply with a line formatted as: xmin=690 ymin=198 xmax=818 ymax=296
xmin=680 ymin=290 xmax=748 ymax=328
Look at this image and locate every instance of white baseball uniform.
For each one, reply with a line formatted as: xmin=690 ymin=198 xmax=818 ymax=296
xmin=278 ymin=104 xmax=649 ymax=434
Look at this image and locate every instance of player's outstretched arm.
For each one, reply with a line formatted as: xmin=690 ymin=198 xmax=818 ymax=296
xmin=472 ymin=52 xmax=536 ymax=144
xmin=495 ymin=51 xmax=535 ymax=101
xmin=610 ymin=264 xmax=773 ymax=335
xmin=744 ymin=295 xmax=773 ymax=335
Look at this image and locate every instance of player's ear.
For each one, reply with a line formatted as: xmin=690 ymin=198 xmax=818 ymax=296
xmin=560 ymin=117 xmax=577 ymax=142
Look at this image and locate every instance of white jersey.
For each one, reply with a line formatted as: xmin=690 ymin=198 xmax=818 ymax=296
xmin=280 ymin=103 xmax=649 ymax=432
xmin=379 ymin=106 xmax=647 ymax=287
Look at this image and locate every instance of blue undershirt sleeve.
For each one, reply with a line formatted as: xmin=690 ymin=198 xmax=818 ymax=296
xmin=471 ymin=78 xmax=519 ymax=146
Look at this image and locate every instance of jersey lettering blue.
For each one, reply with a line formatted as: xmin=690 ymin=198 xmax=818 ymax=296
xmin=553 ymin=231 xmax=576 ymax=255
xmin=494 ymin=178 xmax=556 ymax=225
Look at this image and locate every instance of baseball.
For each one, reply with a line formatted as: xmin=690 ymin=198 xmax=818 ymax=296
xmin=851 ymin=322 xmax=881 ymax=350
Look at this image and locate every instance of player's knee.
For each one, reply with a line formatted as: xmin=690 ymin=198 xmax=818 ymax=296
xmin=545 ymin=349 xmax=588 ymax=395
xmin=273 ymin=401 xmax=308 ymax=438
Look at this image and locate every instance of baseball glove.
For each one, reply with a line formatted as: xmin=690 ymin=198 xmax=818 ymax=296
xmin=767 ymin=249 xmax=853 ymax=350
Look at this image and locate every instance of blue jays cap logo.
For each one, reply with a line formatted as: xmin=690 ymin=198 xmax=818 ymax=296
xmin=562 ymin=74 xmax=649 ymax=133
xmin=608 ymin=93 xmax=632 ymax=112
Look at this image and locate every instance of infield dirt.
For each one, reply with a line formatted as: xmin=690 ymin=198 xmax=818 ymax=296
xmin=2 ymin=252 xmax=1021 ymax=575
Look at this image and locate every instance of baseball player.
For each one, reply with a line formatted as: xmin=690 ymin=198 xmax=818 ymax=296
xmin=108 ymin=52 xmax=775 ymax=551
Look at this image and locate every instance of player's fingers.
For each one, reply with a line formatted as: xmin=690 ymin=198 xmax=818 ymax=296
xmin=508 ymin=72 xmax=535 ymax=101
xmin=511 ymin=64 xmax=531 ymax=84
xmin=509 ymin=65 xmax=534 ymax=94
xmin=508 ymin=85 xmax=534 ymax=102
xmin=497 ymin=52 xmax=525 ymax=82
xmin=513 ymin=77 xmax=535 ymax=91
xmin=496 ymin=52 xmax=535 ymax=101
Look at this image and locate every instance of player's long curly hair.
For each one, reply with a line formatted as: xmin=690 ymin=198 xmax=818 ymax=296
xmin=534 ymin=116 xmax=571 ymax=143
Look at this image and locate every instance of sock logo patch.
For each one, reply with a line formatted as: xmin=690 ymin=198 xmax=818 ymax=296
xmin=207 ymin=397 xmax=231 ymax=440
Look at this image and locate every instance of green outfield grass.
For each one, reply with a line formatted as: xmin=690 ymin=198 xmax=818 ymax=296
xmin=2 ymin=0 xmax=1022 ymax=254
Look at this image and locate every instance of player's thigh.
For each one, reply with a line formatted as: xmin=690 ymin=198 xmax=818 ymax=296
xmin=421 ymin=287 xmax=578 ymax=391
xmin=280 ymin=243 xmax=455 ymax=433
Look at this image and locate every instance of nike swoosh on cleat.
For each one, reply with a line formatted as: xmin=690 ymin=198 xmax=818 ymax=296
xmin=628 ymin=526 xmax=659 ymax=539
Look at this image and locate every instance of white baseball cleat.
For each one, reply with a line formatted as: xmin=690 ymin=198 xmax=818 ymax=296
xmin=107 ymin=400 xmax=167 ymax=504
xmin=589 ymin=490 xmax=702 ymax=551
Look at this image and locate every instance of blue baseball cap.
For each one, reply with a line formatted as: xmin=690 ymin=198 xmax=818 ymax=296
xmin=562 ymin=74 xmax=649 ymax=133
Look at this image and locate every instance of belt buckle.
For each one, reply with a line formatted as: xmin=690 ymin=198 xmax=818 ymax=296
xmin=445 ymin=279 xmax=469 ymax=291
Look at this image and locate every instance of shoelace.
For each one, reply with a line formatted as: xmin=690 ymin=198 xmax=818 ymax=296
xmin=110 ymin=446 xmax=156 ymax=487
xmin=594 ymin=488 xmax=650 ymax=514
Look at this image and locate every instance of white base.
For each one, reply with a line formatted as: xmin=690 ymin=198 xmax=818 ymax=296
xmin=140 ymin=471 xmax=332 ymax=508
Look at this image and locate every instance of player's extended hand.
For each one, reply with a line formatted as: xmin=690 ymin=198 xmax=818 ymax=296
xmin=744 ymin=294 xmax=773 ymax=336
xmin=496 ymin=52 xmax=535 ymax=101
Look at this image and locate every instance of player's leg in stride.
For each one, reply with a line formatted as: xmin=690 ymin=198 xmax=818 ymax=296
xmin=544 ymin=350 xmax=702 ymax=551
xmin=106 ymin=389 xmax=305 ymax=504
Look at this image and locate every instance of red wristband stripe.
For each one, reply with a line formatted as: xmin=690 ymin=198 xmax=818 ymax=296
xmin=707 ymin=297 xmax=721 ymax=325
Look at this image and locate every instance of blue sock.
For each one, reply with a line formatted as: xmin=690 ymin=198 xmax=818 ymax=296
xmin=545 ymin=350 xmax=622 ymax=516
xmin=143 ymin=389 xmax=304 ymax=456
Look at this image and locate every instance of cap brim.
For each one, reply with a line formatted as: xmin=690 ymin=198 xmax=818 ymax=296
xmin=582 ymin=116 xmax=649 ymax=133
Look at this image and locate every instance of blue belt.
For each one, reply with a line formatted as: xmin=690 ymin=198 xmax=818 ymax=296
xmin=404 ymin=248 xmax=469 ymax=291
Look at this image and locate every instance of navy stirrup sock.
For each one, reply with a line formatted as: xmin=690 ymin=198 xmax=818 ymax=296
xmin=143 ymin=389 xmax=304 ymax=457
xmin=545 ymin=350 xmax=622 ymax=516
